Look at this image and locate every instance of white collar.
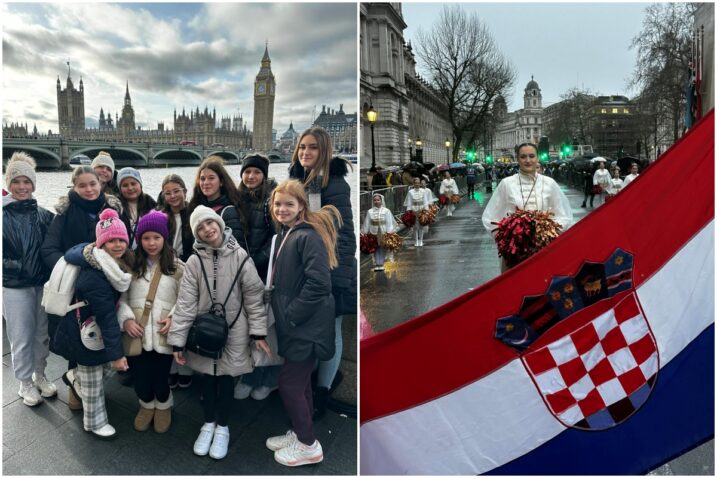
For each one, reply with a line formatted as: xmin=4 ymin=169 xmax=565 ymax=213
xmin=92 ymin=247 xmax=132 ymax=292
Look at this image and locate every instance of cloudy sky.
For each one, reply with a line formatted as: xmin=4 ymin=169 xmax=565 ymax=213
xmin=2 ymin=2 xmax=357 ymax=136
xmin=403 ymin=3 xmax=648 ymax=111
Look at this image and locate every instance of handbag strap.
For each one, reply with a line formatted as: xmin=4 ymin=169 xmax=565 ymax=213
xmin=198 ymin=253 xmax=250 ymax=329
xmin=137 ymin=265 xmax=162 ymax=328
xmin=265 ymin=235 xmax=278 ymax=287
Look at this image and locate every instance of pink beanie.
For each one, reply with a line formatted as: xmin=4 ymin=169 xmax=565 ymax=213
xmin=95 ymin=208 xmax=129 ymax=248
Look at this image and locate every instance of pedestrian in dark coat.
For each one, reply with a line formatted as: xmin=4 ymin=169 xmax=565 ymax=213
xmin=3 ymin=152 xmax=57 ymax=407
xmin=53 ymin=209 xmax=133 ymax=440
xmin=288 ymin=127 xmax=356 ymax=419
xmin=265 ymin=179 xmax=340 ymax=467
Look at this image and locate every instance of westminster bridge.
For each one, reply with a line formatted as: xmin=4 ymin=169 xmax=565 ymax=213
xmin=2 ymin=138 xmax=246 ymax=169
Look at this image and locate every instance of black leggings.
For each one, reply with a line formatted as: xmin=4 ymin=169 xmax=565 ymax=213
xmin=127 ymin=350 xmax=173 ymax=403
xmin=202 ymin=374 xmax=234 ymax=426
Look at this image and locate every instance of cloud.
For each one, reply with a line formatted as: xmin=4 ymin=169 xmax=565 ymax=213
xmin=2 ymin=2 xmax=357 ymax=137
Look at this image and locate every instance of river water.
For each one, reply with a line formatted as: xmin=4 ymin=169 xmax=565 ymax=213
xmin=31 ymin=164 xmax=359 ymax=238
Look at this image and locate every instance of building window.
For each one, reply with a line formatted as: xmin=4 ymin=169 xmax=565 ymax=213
xmin=623 ymin=108 xmax=629 ymax=114
xmin=612 ymin=108 xmax=619 ymax=114
xmin=601 ymin=108 xmax=607 ymax=114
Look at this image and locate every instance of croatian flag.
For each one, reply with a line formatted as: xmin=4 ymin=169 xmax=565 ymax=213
xmin=360 ymin=111 xmax=714 ymax=475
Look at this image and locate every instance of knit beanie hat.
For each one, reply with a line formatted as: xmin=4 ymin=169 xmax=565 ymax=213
xmin=241 ymin=154 xmax=269 ymax=178
xmin=5 ymin=151 xmax=37 ymax=191
xmin=190 ymin=205 xmax=225 ymax=239
xmin=91 ymin=151 xmax=115 ymax=176
xmin=95 ymin=208 xmax=129 ymax=248
xmin=117 ymin=167 xmax=142 ymax=188
xmin=135 ymin=210 xmax=169 ymax=242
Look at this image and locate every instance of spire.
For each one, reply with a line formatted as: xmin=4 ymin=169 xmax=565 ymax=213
xmin=125 ymin=81 xmax=131 ymax=101
xmin=66 ymin=58 xmax=71 ymax=80
xmin=263 ymin=40 xmax=270 ymax=61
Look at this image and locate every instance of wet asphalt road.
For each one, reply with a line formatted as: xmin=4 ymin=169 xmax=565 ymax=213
xmin=359 ymin=179 xmax=713 ymax=475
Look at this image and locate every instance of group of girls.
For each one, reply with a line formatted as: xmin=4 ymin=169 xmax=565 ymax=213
xmin=2 ymin=125 xmax=356 ymax=467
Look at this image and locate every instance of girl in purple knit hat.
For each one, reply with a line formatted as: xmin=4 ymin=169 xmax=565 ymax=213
xmin=117 ymin=210 xmax=185 ymax=433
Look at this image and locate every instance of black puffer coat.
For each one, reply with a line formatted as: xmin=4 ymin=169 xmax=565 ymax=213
xmin=271 ymin=223 xmax=335 ymax=362
xmin=236 ymin=180 xmax=277 ymax=281
xmin=3 ymin=196 xmax=55 ymax=288
xmin=289 ymin=157 xmax=357 ymax=315
xmin=40 ymin=191 xmax=123 ymax=269
xmin=52 ymin=244 xmax=126 ymax=366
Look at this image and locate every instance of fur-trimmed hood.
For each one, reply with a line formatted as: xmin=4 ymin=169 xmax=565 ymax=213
xmin=54 ymin=192 xmax=122 ymax=215
xmin=288 ymin=156 xmax=352 ymax=183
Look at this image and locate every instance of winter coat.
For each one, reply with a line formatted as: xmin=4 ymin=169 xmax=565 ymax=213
xmin=117 ymin=260 xmax=185 ymax=355
xmin=119 ymin=194 xmax=158 ymax=248
xmin=167 ymin=207 xmax=195 ymax=263
xmin=289 ymin=157 xmax=357 ymax=315
xmin=167 ymin=230 xmax=267 ymax=376
xmin=271 ymin=223 xmax=336 ymax=362
xmin=40 ymin=191 xmax=122 ymax=269
xmin=3 ymin=196 xmax=55 ymax=288
xmin=236 ymin=180 xmax=277 ymax=282
xmin=52 ymin=243 xmax=132 ymax=366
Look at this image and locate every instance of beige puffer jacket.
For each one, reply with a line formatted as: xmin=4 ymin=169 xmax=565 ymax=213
xmin=117 ymin=260 xmax=185 ymax=355
xmin=167 ymin=231 xmax=267 ymax=377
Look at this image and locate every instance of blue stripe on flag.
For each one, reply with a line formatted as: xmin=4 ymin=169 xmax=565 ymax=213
xmin=487 ymin=324 xmax=714 ymax=475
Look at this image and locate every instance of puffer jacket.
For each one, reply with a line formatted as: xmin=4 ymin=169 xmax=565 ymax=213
xmin=117 ymin=260 xmax=185 ymax=355
xmin=3 ymin=196 xmax=55 ymax=288
xmin=52 ymin=243 xmax=131 ymax=366
xmin=167 ymin=230 xmax=267 ymax=376
xmin=289 ymin=157 xmax=357 ymax=315
xmin=40 ymin=191 xmax=122 ymax=269
xmin=271 ymin=223 xmax=335 ymax=362
xmin=237 ymin=180 xmax=277 ymax=281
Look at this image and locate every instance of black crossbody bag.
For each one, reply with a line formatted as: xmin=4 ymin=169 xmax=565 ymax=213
xmin=185 ymin=255 xmax=250 ymax=362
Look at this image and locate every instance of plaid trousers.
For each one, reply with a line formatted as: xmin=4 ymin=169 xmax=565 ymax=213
xmin=76 ymin=364 xmax=112 ymax=431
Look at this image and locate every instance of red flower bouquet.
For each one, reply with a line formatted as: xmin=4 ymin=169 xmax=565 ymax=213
xmin=380 ymin=232 xmax=403 ymax=252
xmin=360 ymin=233 xmax=378 ymax=254
xmin=438 ymin=195 xmax=449 ymax=206
xmin=450 ymin=194 xmax=461 ymax=205
xmin=492 ymin=209 xmax=562 ymax=267
xmin=400 ymin=210 xmax=417 ymax=228
xmin=418 ymin=209 xmax=436 ymax=226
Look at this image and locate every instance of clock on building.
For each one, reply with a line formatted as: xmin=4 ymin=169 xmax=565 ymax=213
xmin=257 ymin=83 xmax=266 ymax=95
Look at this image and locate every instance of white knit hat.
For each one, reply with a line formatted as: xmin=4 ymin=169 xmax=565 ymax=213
xmin=189 ymin=205 xmax=226 ymax=239
xmin=91 ymin=151 xmax=115 ymax=176
xmin=5 ymin=151 xmax=37 ymax=191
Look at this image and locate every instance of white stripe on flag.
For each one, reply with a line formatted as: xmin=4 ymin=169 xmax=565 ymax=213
xmin=360 ymin=220 xmax=714 ymax=475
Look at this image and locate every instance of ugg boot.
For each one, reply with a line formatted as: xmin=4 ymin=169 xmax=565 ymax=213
xmin=154 ymin=394 xmax=173 ymax=433
xmin=134 ymin=399 xmax=155 ymax=432
xmin=67 ymin=387 xmax=82 ymax=411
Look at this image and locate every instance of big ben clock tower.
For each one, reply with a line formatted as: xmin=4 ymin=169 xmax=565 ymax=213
xmin=253 ymin=42 xmax=275 ymax=153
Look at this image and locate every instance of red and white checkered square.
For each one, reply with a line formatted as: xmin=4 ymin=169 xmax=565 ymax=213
xmin=523 ymin=293 xmax=657 ymax=426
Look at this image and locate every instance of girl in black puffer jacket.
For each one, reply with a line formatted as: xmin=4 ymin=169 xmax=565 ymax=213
xmin=3 ymin=152 xmax=56 ymax=407
xmin=289 ymin=127 xmax=357 ymax=418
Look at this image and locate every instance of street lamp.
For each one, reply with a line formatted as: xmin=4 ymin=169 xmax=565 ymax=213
xmin=408 ymin=137 xmax=413 ymax=161
xmin=415 ymin=136 xmax=423 ymax=163
xmin=445 ymin=138 xmax=451 ymax=164
xmin=367 ymin=103 xmax=377 ymax=170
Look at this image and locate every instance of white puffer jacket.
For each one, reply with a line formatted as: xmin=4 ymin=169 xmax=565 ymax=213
xmin=117 ymin=260 xmax=185 ymax=355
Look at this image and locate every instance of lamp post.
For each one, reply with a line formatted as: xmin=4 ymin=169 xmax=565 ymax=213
xmin=445 ymin=138 xmax=451 ymax=164
xmin=367 ymin=103 xmax=377 ymax=170
xmin=408 ymin=137 xmax=413 ymax=161
xmin=415 ymin=136 xmax=423 ymax=163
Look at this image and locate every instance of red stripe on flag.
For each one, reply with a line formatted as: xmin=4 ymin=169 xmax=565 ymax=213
xmin=361 ymin=111 xmax=714 ymax=423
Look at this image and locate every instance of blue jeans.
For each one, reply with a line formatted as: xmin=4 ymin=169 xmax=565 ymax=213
xmin=317 ymin=315 xmax=344 ymax=389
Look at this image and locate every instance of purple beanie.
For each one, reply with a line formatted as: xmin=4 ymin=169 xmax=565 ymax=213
xmin=135 ymin=210 xmax=169 ymax=242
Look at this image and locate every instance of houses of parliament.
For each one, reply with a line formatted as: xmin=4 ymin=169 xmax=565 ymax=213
xmin=46 ymin=48 xmax=277 ymax=151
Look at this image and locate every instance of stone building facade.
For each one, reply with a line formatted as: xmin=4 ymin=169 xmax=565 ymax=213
xmin=56 ymin=69 xmax=85 ymax=138
xmin=312 ymin=105 xmax=358 ymax=153
xmin=493 ymin=77 xmax=544 ymax=158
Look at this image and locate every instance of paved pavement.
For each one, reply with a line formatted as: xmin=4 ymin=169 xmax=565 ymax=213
xmin=360 ymin=180 xmax=713 ymax=475
xmin=2 ymin=325 xmax=356 ymax=475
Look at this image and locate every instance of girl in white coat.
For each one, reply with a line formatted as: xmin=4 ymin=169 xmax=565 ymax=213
xmin=607 ymin=168 xmax=624 ymax=197
xmin=403 ymin=177 xmax=430 ymax=247
xmin=592 ymin=161 xmax=611 ymax=206
xmin=118 ymin=210 xmax=184 ymax=434
xmin=439 ymin=171 xmax=459 ymax=216
xmin=362 ymin=193 xmax=398 ymax=271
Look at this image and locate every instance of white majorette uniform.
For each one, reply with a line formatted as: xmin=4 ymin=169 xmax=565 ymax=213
xmin=482 ymin=172 xmax=573 ymax=235
xmin=607 ymin=177 xmax=624 ymax=196
xmin=593 ymin=168 xmax=611 ymax=205
xmin=362 ymin=194 xmax=398 ymax=270
xmin=623 ymin=173 xmax=639 ymax=187
xmin=404 ymin=187 xmax=429 ymax=247
xmin=423 ymin=186 xmax=438 ymax=205
xmin=439 ymin=178 xmax=459 ymax=216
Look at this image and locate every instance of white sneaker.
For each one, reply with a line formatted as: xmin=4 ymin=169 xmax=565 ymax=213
xmin=32 ymin=373 xmax=58 ymax=398
xmin=85 ymin=423 xmax=117 ymax=440
xmin=266 ymin=430 xmax=297 ymax=451
xmin=193 ymin=422 xmax=216 ymax=456
xmin=18 ymin=380 xmax=43 ymax=406
xmin=274 ymin=439 xmax=324 ymax=467
xmin=233 ymin=381 xmax=253 ymax=399
xmin=251 ymin=385 xmax=277 ymax=401
xmin=209 ymin=425 xmax=230 ymax=460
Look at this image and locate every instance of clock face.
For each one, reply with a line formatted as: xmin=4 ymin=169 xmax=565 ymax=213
xmin=257 ymin=83 xmax=266 ymax=95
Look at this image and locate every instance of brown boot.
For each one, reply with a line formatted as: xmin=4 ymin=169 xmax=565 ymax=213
xmin=67 ymin=387 xmax=82 ymax=411
xmin=153 ymin=395 xmax=173 ymax=433
xmin=134 ymin=401 xmax=155 ymax=432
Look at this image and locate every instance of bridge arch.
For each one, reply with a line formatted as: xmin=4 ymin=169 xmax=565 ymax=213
xmin=207 ymin=150 xmax=240 ymax=164
xmin=3 ymin=145 xmax=62 ymax=168
xmin=72 ymin=146 xmax=147 ymax=166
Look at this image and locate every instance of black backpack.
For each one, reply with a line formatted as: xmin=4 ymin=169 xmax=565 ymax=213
xmin=185 ymin=255 xmax=250 ymax=362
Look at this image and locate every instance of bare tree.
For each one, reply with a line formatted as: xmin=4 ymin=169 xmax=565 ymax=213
xmin=629 ymin=3 xmax=696 ymax=142
xmin=544 ymin=88 xmax=597 ymax=148
xmin=416 ymin=5 xmax=516 ymax=160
